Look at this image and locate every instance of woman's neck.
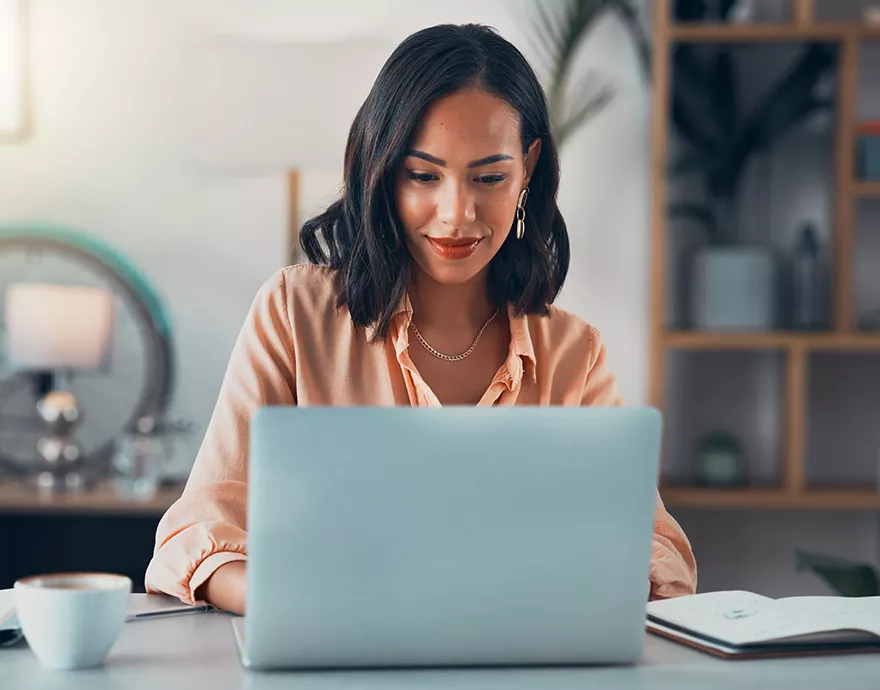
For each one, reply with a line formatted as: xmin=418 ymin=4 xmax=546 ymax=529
xmin=408 ymin=266 xmax=497 ymax=334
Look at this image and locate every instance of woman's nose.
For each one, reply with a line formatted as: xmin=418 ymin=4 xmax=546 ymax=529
xmin=436 ymin=182 xmax=476 ymax=228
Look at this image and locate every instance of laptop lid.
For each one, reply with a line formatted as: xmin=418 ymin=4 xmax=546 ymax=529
xmin=244 ymin=406 xmax=661 ymax=669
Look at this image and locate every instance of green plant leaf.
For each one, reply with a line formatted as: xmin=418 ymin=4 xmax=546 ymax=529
xmin=674 ymin=0 xmax=736 ymax=21
xmin=713 ymin=44 xmax=835 ymax=200
xmin=748 ymin=44 xmax=835 ymax=151
xmin=712 ymin=50 xmax=737 ymax=141
xmin=719 ymin=0 xmax=738 ymax=19
xmin=796 ymin=551 xmax=880 ymax=597
xmin=555 ymin=75 xmax=616 ymax=146
xmin=674 ymin=0 xmax=708 ymax=22
xmin=527 ymin=0 xmax=615 ymax=146
xmin=522 ymin=1 xmax=654 ymax=147
xmin=668 ymin=148 xmax=718 ymax=176
xmin=667 ymin=202 xmax=719 ymax=242
xmin=671 ymin=46 xmax=727 ymax=155
xmin=537 ymin=1 xmax=607 ymax=106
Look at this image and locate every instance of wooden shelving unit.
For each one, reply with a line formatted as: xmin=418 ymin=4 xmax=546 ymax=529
xmin=854 ymin=181 xmax=880 ymax=198
xmin=661 ymin=486 xmax=880 ymax=510
xmin=671 ymin=22 xmax=880 ymax=43
xmin=663 ymin=331 xmax=880 ymax=351
xmin=0 ymin=479 xmax=182 ymax=516
xmin=651 ymin=0 xmax=880 ymax=511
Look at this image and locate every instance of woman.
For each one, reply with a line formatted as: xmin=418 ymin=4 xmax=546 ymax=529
xmin=146 ymin=24 xmax=696 ymax=615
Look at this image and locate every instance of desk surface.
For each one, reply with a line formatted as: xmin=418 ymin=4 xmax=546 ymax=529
xmin=3 ymin=610 xmax=880 ymax=690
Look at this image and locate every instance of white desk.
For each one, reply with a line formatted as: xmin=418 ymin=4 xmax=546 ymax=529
xmin=2 ymin=610 xmax=879 ymax=690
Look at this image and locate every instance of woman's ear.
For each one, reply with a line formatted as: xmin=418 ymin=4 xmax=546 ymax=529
xmin=523 ymin=138 xmax=542 ymax=187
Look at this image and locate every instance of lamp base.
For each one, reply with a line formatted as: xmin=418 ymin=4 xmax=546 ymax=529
xmin=35 ymin=469 xmax=87 ymax=494
xmin=34 ymin=390 xmax=87 ymax=494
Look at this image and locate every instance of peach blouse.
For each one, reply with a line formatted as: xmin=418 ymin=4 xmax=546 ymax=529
xmin=145 ymin=264 xmax=696 ymax=603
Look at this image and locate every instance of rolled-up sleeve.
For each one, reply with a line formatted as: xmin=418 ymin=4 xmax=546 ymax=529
xmin=145 ymin=269 xmax=296 ymax=604
xmin=580 ymin=327 xmax=697 ymax=601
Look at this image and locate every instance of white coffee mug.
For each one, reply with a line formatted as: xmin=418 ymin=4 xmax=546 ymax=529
xmin=14 ymin=572 xmax=131 ymax=670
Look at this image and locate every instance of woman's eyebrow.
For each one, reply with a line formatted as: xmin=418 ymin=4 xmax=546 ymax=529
xmin=404 ymin=151 xmax=514 ymax=168
xmin=405 ymin=150 xmax=446 ymax=166
xmin=468 ymin=154 xmax=514 ymax=168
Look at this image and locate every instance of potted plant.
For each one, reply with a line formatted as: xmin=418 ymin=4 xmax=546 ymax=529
xmin=523 ymin=0 xmax=650 ymax=149
xmin=668 ymin=1 xmax=835 ymax=330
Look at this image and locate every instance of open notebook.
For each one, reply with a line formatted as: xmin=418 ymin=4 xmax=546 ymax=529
xmin=647 ymin=590 xmax=880 ymax=659
xmin=1 ymin=590 xmax=212 ymax=647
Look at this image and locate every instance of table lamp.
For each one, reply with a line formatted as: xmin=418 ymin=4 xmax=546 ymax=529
xmin=4 ymin=282 xmax=114 ymax=491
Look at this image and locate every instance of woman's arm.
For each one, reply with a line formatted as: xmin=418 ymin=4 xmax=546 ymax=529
xmin=580 ymin=326 xmax=697 ymax=600
xmin=197 ymin=561 xmax=247 ymax=615
xmin=145 ymin=269 xmax=297 ymax=608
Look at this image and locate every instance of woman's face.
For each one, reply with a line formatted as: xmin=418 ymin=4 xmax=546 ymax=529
xmin=395 ymin=88 xmax=541 ymax=286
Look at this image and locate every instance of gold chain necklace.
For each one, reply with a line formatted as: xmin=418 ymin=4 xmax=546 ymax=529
xmin=410 ymin=308 xmax=500 ymax=362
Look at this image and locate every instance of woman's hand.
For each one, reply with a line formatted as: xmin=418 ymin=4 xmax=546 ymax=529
xmin=197 ymin=561 xmax=247 ymax=615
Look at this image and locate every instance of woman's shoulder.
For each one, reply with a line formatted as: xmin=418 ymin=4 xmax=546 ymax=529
xmin=525 ymin=304 xmax=603 ymax=357
xmin=280 ymin=263 xmax=338 ymax=302
xmin=256 ymin=264 xmax=342 ymax=320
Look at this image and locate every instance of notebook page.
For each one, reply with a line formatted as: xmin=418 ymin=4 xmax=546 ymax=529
xmin=647 ymin=591 xmax=862 ymax=646
xmin=775 ymin=596 xmax=880 ymax=637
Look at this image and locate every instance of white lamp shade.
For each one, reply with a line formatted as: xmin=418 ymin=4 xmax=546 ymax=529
xmin=4 ymin=283 xmax=114 ymax=371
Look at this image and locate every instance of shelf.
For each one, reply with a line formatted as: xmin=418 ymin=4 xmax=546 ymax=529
xmin=653 ymin=5 xmax=880 ymax=522
xmin=854 ymin=181 xmax=880 ymax=198
xmin=670 ymin=22 xmax=880 ymax=43
xmin=661 ymin=486 xmax=880 ymax=510
xmin=0 ymin=479 xmax=182 ymax=516
xmin=664 ymin=331 xmax=880 ymax=351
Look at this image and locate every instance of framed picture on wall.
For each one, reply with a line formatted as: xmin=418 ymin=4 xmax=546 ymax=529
xmin=0 ymin=0 xmax=28 ymax=141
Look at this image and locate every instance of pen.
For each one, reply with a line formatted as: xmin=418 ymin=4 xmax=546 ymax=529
xmin=127 ymin=604 xmax=215 ymax=621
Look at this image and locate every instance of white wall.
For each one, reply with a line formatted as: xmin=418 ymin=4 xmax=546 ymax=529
xmin=0 ymin=0 xmax=285 ymax=466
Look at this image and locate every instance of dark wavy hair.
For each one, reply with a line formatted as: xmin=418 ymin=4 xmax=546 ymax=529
xmin=300 ymin=23 xmax=569 ymax=340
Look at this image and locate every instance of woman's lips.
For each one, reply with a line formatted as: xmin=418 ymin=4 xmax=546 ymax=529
xmin=426 ymin=237 xmax=482 ymax=260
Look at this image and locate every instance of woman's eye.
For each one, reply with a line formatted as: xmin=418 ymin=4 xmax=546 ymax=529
xmin=477 ymin=174 xmax=506 ymax=185
xmin=407 ymin=171 xmax=437 ymax=183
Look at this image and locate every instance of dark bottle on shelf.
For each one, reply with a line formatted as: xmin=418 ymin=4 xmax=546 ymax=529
xmin=791 ymin=222 xmax=823 ymax=331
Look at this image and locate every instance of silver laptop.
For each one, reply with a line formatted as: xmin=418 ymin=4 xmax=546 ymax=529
xmin=232 ymin=406 xmax=661 ymax=670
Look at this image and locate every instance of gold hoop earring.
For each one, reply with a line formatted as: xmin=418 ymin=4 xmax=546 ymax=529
xmin=516 ymin=187 xmax=529 ymax=240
